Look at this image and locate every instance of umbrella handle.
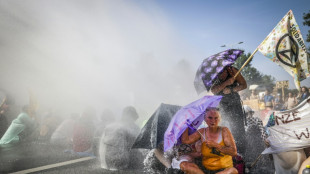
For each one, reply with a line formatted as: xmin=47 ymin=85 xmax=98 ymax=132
xmin=234 ymin=48 xmax=258 ymax=79
xmin=187 ymin=122 xmax=206 ymax=142
xmin=196 ymin=130 xmax=206 ymax=142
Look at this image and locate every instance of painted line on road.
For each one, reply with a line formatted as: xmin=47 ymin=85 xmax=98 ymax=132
xmin=9 ymin=156 xmax=95 ymax=174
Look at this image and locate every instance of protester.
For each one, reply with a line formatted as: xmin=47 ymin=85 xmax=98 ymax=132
xmin=181 ymin=108 xmax=238 ymax=174
xmin=0 ymin=105 xmax=38 ymax=144
xmin=263 ymin=89 xmax=274 ymax=109
xmin=72 ymin=107 xmax=96 ymax=153
xmin=297 ymin=86 xmax=309 ymax=104
xmin=50 ymin=113 xmax=79 ymax=147
xmin=274 ymin=93 xmax=284 ymax=110
xmin=38 ymin=110 xmax=62 ymax=141
xmin=261 ymin=102 xmax=274 ymax=126
xmin=92 ymin=109 xmax=115 ymax=156
xmin=210 ymin=65 xmax=247 ymax=158
xmin=286 ymin=92 xmax=298 ymax=110
xmin=99 ymin=106 xmax=143 ymax=170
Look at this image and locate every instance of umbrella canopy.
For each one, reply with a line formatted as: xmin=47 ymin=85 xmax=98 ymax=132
xmin=132 ymin=103 xmax=181 ymax=149
xmin=164 ymin=95 xmax=222 ymax=152
xmin=194 ymin=49 xmax=244 ymax=94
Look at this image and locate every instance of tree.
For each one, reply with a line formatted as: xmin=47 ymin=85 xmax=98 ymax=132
xmin=303 ymin=10 xmax=310 ymax=51
xmin=233 ymin=52 xmax=275 ymax=88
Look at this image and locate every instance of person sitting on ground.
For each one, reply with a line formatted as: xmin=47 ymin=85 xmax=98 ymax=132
xmin=38 ymin=110 xmax=62 ymax=141
xmin=95 ymin=109 xmax=115 ymax=138
xmin=99 ymin=106 xmax=143 ymax=170
xmin=0 ymin=105 xmax=38 ymax=145
xmin=50 ymin=113 xmax=79 ymax=147
xmin=72 ymin=107 xmax=96 ymax=153
xmin=181 ymin=108 xmax=238 ymax=174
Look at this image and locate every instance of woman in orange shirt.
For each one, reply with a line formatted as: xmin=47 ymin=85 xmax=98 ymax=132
xmin=181 ymin=108 xmax=238 ymax=174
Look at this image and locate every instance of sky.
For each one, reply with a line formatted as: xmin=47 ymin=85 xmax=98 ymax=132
xmin=155 ymin=0 xmax=310 ymax=86
xmin=0 ymin=0 xmax=309 ymax=122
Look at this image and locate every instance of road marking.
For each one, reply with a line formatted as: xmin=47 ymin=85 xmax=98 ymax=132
xmin=10 ymin=156 xmax=95 ymax=174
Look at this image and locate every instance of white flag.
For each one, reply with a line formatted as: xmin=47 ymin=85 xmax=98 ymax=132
xmin=258 ymin=10 xmax=309 ymax=89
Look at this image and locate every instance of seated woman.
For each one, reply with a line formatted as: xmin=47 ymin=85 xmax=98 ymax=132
xmin=181 ymin=108 xmax=238 ymax=174
xmin=0 ymin=105 xmax=37 ymax=145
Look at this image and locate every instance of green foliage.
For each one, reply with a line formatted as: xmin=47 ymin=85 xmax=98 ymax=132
xmin=233 ymin=52 xmax=275 ymax=89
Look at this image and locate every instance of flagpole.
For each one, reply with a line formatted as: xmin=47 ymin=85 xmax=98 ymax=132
xmin=234 ymin=47 xmax=259 ymax=79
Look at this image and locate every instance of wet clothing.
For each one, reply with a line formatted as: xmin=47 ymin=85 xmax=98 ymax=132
xmin=201 ymin=127 xmax=233 ymax=171
xmin=99 ymin=121 xmax=142 ymax=170
xmin=213 ymin=68 xmax=246 ymax=156
xmin=72 ymin=118 xmax=95 ymax=152
xmin=50 ymin=118 xmax=76 ymax=146
xmin=0 ymin=112 xmax=36 ymax=144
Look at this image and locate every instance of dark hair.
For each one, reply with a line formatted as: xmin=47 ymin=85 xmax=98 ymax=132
xmin=205 ymin=107 xmax=219 ymax=112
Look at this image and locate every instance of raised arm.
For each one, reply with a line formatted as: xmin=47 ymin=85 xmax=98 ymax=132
xmin=229 ymin=67 xmax=247 ymax=92
xmin=211 ymin=78 xmax=235 ymax=95
xmin=210 ymin=68 xmax=234 ymax=95
xmin=209 ymin=127 xmax=237 ymax=156
xmin=181 ymin=128 xmax=202 ymax=144
xmin=211 ymin=66 xmax=247 ymax=95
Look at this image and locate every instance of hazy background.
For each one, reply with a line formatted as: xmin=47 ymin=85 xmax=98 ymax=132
xmin=0 ymin=0 xmax=309 ymax=123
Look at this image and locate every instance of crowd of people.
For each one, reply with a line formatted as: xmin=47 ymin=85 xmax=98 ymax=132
xmin=1 ymin=72 xmax=310 ymax=174
xmin=0 ymin=90 xmax=145 ymax=171
xmin=245 ymin=86 xmax=310 ymax=111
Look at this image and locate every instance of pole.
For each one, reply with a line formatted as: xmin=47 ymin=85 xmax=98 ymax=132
xmin=250 ymin=154 xmax=262 ymax=168
xmin=234 ymin=47 xmax=259 ymax=79
xmin=282 ymin=86 xmax=285 ymax=102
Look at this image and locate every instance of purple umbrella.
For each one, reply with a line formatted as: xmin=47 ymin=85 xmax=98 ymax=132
xmin=163 ymin=95 xmax=222 ymax=152
xmin=194 ymin=49 xmax=244 ymax=94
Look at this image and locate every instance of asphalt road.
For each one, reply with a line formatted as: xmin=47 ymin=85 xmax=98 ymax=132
xmin=0 ymin=141 xmax=146 ymax=174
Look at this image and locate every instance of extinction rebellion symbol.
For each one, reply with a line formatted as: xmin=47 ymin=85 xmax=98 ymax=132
xmin=275 ymin=33 xmax=299 ymax=68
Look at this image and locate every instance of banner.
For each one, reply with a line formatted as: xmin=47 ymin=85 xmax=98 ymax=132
xmin=262 ymin=97 xmax=310 ymax=154
xmin=258 ymin=10 xmax=309 ymax=89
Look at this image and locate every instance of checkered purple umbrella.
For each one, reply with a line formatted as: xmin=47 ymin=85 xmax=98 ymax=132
xmin=194 ymin=49 xmax=244 ymax=94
